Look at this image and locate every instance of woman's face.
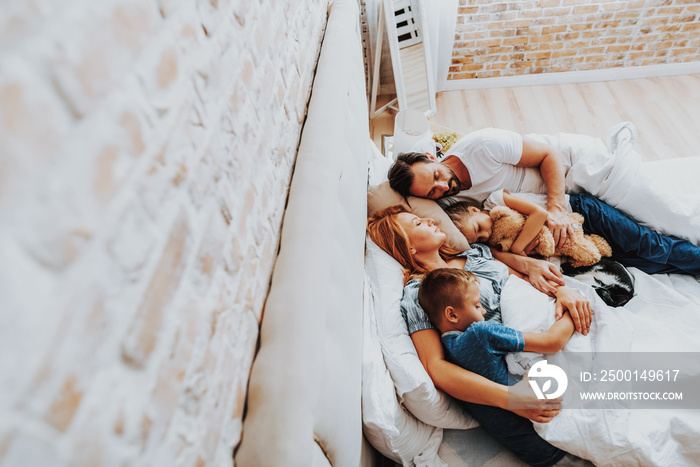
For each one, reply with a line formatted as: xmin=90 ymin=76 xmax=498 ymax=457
xmin=395 ymin=212 xmax=446 ymax=254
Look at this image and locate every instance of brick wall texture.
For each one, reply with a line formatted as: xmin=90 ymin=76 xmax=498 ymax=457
xmin=449 ymin=0 xmax=700 ymax=80
xmin=0 ymin=0 xmax=329 ymax=465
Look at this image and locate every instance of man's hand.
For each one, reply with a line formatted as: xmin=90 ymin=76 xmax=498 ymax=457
xmin=555 ymin=286 xmax=592 ymax=336
xmin=519 ymin=137 xmax=569 ymax=249
xmin=547 ymin=210 xmax=574 ymax=249
xmin=508 ymin=375 xmax=562 ymax=423
xmin=524 ymin=258 xmax=565 ymax=296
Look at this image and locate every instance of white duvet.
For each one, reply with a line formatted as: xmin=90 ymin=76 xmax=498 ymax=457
xmin=362 ymin=124 xmax=700 ymax=466
xmin=501 ymin=266 xmax=700 ymax=466
xmin=500 ymin=124 xmax=700 ymax=466
xmin=529 ymin=122 xmax=700 ymax=245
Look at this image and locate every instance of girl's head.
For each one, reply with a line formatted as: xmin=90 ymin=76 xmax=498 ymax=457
xmin=367 ymin=205 xmax=459 ymax=283
xmin=445 ymin=201 xmax=493 ymax=244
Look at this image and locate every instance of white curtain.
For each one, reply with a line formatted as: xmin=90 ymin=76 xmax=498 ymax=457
xmin=425 ymin=0 xmax=458 ymax=92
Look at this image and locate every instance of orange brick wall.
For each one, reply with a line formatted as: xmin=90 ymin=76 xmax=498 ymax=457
xmin=0 ymin=0 xmax=329 ymax=465
xmin=449 ymin=0 xmax=700 ymax=80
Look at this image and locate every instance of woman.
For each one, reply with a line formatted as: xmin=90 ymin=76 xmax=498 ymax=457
xmin=367 ymin=205 xmax=592 ymax=467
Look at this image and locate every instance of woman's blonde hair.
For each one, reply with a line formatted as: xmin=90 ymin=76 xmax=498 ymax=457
xmin=367 ymin=205 xmax=462 ymax=284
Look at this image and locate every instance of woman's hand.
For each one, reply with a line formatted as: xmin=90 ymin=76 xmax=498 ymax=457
xmin=508 ymin=376 xmax=562 ymax=423
xmin=523 ymin=258 xmax=565 ymax=296
xmin=555 ymin=286 xmax=591 ymax=335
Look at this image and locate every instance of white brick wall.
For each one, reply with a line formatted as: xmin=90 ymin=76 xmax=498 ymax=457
xmin=0 ymin=0 xmax=330 ymax=465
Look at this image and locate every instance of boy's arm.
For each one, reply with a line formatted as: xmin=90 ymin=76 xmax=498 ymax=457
xmin=502 ymin=191 xmax=549 ymax=256
xmin=411 ymin=329 xmax=562 ymax=421
xmin=522 ymin=312 xmax=575 ymax=353
xmin=518 ymin=136 xmax=573 ymax=248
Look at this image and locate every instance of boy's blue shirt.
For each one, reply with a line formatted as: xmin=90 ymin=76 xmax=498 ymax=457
xmin=401 ymin=243 xmax=510 ymax=335
xmin=441 ymin=320 xmax=525 ymax=386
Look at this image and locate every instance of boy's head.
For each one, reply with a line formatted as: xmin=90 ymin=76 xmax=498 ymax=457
xmin=445 ymin=201 xmax=493 ymax=244
xmin=418 ymin=268 xmax=484 ymax=333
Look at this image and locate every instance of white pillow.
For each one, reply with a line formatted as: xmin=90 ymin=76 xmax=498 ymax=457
xmin=365 ymin=238 xmax=479 ymax=430
xmin=500 ymin=276 xmax=554 ymax=375
xmin=367 ymin=142 xmax=470 ymax=252
xmin=501 ymin=275 xmax=596 ymax=375
xmin=368 ymin=139 xmax=394 ymax=186
xmin=361 ymin=273 xmax=446 ymax=466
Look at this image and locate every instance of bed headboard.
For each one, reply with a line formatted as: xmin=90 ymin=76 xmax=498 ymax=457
xmin=235 ymin=0 xmax=373 ymax=465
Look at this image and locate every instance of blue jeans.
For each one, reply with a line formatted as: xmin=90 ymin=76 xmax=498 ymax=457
xmin=464 ymin=402 xmax=566 ymax=467
xmin=569 ymin=193 xmax=700 ymax=275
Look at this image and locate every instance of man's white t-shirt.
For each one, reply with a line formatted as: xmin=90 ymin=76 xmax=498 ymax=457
xmin=438 ymin=128 xmax=546 ymax=206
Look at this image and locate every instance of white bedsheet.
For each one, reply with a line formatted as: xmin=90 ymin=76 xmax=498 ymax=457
xmin=500 ymin=269 xmax=700 ymax=466
xmin=363 ymin=123 xmax=700 ymax=466
xmin=499 ymin=127 xmax=700 ymax=465
xmin=531 ymin=271 xmax=700 ymax=466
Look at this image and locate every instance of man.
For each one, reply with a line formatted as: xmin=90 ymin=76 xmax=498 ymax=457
xmin=388 ymin=128 xmax=574 ymax=248
xmin=387 ymin=127 xmax=700 ymax=276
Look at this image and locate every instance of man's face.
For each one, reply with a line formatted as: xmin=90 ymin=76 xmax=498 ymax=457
xmin=409 ymin=162 xmax=461 ymax=199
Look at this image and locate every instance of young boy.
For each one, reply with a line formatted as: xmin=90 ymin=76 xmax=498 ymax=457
xmin=418 ymin=267 xmax=576 ymax=466
xmin=418 ymin=268 xmax=574 ymax=387
xmin=445 ymin=189 xmax=700 ymax=276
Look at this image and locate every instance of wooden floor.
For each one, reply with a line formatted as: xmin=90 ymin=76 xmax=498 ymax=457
xmin=370 ymin=74 xmax=700 ymax=162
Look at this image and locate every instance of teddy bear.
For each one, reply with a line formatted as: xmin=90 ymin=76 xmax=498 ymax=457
xmin=488 ymin=205 xmax=613 ymax=267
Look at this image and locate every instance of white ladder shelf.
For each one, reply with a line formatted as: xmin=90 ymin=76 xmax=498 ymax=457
xmin=369 ymin=0 xmax=436 ymax=119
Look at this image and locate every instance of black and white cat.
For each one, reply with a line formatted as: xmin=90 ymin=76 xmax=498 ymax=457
xmin=562 ymin=258 xmax=635 ymax=307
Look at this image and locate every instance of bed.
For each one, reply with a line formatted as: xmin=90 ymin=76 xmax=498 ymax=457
xmin=363 ymin=125 xmax=700 ymax=466
xmin=236 ymin=0 xmax=700 ymax=466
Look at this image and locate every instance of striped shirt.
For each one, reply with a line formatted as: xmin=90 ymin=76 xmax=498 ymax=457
xmin=401 ymin=244 xmax=510 ymax=334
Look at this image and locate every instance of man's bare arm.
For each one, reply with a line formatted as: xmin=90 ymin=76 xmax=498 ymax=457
xmin=517 ymin=136 xmax=573 ymax=248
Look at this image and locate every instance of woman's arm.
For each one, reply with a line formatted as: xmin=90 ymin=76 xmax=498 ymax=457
xmin=502 ymin=191 xmax=549 ymax=256
xmin=411 ymin=328 xmax=562 ymax=422
xmin=490 ymin=249 xmax=591 ymax=335
xmin=490 ymin=248 xmax=564 ymax=296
